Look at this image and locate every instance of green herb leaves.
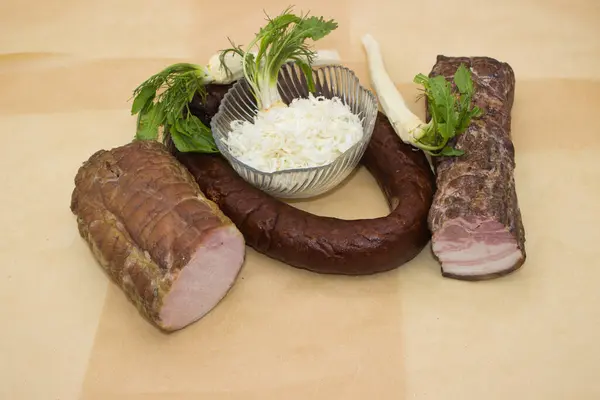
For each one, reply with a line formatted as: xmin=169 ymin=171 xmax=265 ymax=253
xmin=220 ymin=7 xmax=338 ymax=110
xmin=291 ymin=14 xmax=339 ymax=42
xmin=130 ymin=63 xmax=219 ymax=153
xmin=129 ymin=7 xmax=337 ymax=152
xmin=131 ymin=86 xmax=156 ymax=115
xmin=413 ymin=64 xmax=483 ymax=157
xmin=168 ymin=113 xmax=218 ymax=152
xmin=454 ymin=64 xmax=473 ymax=95
xmin=135 ymin=103 xmax=164 ymax=140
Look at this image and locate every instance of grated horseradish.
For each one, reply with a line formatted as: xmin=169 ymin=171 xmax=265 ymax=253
xmin=224 ymin=94 xmax=363 ymax=173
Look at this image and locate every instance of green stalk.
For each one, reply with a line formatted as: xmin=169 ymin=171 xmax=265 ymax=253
xmin=220 ymin=7 xmax=338 ymax=111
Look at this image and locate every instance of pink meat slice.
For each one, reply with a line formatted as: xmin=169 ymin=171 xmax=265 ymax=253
xmin=160 ymin=226 xmax=245 ymax=330
xmin=431 ymin=218 xmax=524 ymax=278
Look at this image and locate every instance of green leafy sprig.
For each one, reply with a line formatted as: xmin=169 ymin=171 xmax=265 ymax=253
xmin=130 ymin=63 xmax=219 ymax=153
xmin=219 ymin=7 xmax=338 ymax=110
xmin=412 ymin=64 xmax=483 ymax=156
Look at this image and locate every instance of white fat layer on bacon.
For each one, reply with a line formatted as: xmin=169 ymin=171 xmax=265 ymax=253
xmin=432 ymin=218 xmax=523 ymax=277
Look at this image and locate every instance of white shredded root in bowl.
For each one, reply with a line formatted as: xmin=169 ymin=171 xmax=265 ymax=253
xmin=224 ymin=94 xmax=363 ymax=173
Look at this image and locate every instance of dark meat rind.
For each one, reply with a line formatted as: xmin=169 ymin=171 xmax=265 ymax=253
xmin=426 ymin=55 xmax=526 ymax=280
xmin=175 ymin=112 xmax=436 ymax=275
xmin=189 ymin=84 xmax=234 ymax=127
xmin=70 ymin=140 xmax=242 ymax=329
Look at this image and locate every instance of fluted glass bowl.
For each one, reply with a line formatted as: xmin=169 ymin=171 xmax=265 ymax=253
xmin=210 ymin=63 xmax=378 ymax=199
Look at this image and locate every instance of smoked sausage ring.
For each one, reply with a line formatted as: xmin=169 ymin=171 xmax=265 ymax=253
xmin=173 ymin=111 xmax=436 ymax=275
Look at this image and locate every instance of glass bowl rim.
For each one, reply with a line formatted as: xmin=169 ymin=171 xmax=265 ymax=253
xmin=210 ymin=63 xmax=379 ymax=177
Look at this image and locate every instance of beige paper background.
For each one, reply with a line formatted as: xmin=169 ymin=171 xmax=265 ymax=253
xmin=1 ymin=1 xmax=599 ymax=399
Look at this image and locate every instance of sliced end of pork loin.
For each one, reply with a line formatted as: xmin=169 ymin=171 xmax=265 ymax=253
xmin=159 ymin=225 xmax=245 ymax=331
xmin=431 ymin=218 xmax=525 ymax=280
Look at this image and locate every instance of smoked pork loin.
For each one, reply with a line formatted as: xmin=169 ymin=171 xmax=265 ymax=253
xmin=70 ymin=140 xmax=245 ymax=331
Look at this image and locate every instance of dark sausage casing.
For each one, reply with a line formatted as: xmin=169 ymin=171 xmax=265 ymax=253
xmin=176 ymin=112 xmax=436 ymax=275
